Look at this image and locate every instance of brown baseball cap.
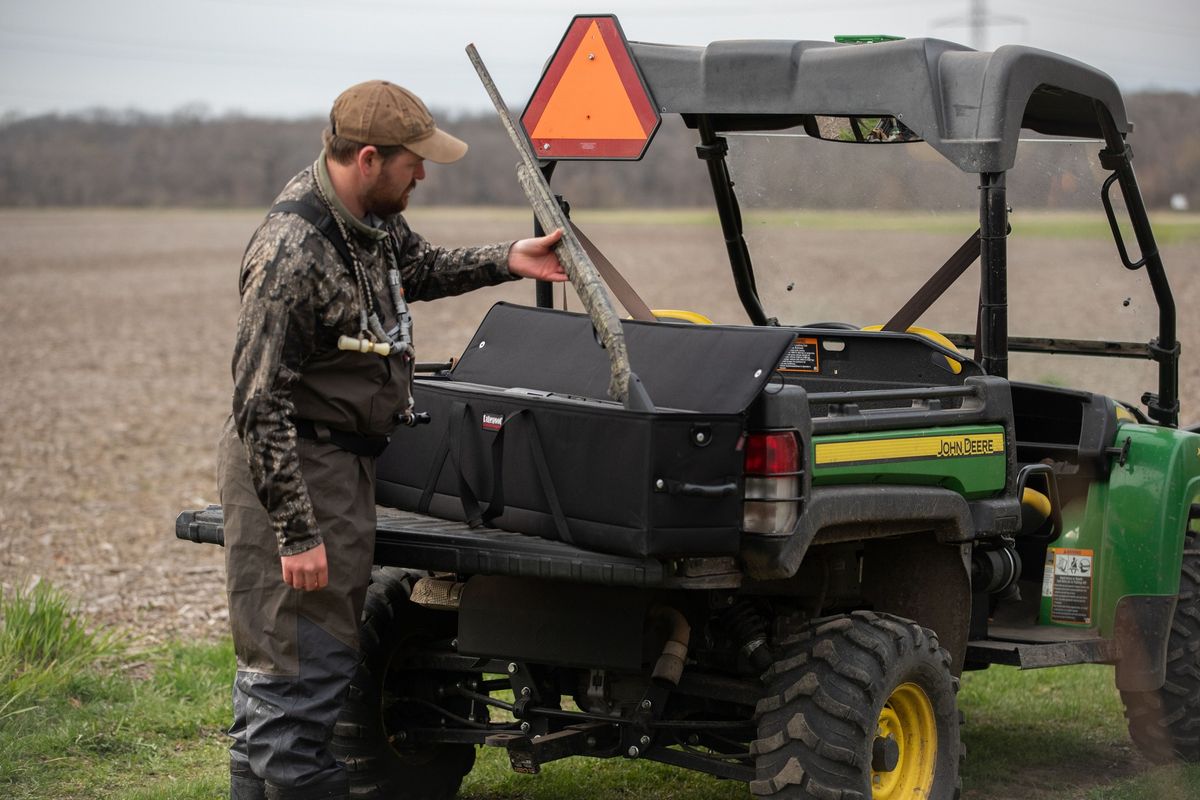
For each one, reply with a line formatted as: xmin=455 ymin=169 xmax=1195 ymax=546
xmin=330 ymin=80 xmax=467 ymax=164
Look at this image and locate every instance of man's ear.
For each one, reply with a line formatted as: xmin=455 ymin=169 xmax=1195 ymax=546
xmin=355 ymin=145 xmax=380 ymax=178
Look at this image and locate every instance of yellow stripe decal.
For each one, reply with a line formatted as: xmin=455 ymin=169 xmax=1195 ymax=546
xmin=815 ymin=433 xmax=1005 ymax=466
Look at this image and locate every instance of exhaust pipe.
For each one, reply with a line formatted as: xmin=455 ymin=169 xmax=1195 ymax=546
xmin=648 ymin=605 xmax=690 ymax=686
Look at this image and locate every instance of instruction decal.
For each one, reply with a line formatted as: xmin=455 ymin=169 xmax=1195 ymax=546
xmin=1049 ymin=547 xmax=1094 ymax=624
xmin=779 ymin=337 xmax=820 ymax=373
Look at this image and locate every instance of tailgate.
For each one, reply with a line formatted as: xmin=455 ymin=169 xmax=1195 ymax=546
xmin=175 ymin=505 xmax=668 ymax=588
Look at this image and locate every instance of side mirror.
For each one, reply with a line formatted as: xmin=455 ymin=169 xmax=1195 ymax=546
xmin=805 ymin=115 xmax=922 ymax=144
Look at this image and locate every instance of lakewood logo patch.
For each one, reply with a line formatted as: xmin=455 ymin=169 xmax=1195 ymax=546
xmin=481 ymin=412 xmax=505 ymax=431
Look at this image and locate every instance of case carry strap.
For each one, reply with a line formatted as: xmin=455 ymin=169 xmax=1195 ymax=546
xmin=420 ymin=401 xmax=573 ymax=543
xmin=446 ymin=401 xmax=488 ymax=528
xmin=416 ymin=426 xmax=452 ymax=516
xmin=482 ymin=408 xmax=573 ymax=545
xmin=415 ymin=400 xmax=488 ymax=526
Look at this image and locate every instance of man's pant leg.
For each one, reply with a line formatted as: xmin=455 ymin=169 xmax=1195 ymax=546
xmin=233 ymin=619 xmax=357 ymax=796
xmin=229 ymin=681 xmax=265 ymax=800
xmin=219 ymin=421 xmax=376 ymax=796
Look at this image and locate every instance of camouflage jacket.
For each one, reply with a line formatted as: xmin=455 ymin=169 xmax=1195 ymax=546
xmin=231 ymin=158 xmax=516 ymax=556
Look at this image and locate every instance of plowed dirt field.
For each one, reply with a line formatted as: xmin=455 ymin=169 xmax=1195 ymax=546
xmin=1 ymin=207 xmax=1197 ymax=648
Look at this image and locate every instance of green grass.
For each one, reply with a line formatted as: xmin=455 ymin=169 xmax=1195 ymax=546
xmin=1 ymin=581 xmax=124 ymax=699
xmin=413 ymin=206 xmax=1200 ymax=243
xmin=1085 ymin=767 xmax=1200 ymax=800
xmin=0 ymin=582 xmax=233 ymax=800
xmin=958 ymin=664 xmax=1200 ymax=799
xmin=730 ymin=209 xmax=1200 ymax=242
xmin=3 ymin=583 xmax=1199 ymax=799
xmin=462 ymin=749 xmax=744 ymax=799
xmin=959 ymin=664 xmax=1129 ymax=796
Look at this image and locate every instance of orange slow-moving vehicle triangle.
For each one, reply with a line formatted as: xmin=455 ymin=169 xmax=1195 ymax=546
xmin=530 ymin=20 xmax=647 ymax=140
xmin=522 ymin=15 xmax=660 ymax=160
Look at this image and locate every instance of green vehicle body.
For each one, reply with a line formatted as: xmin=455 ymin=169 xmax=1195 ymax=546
xmin=811 ymin=424 xmax=1008 ymax=498
xmin=1044 ymin=423 xmax=1200 ymax=633
xmin=813 ymin=420 xmax=1199 ymax=638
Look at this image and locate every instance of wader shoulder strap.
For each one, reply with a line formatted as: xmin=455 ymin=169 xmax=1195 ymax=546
xmin=269 ymin=199 xmax=355 ymax=273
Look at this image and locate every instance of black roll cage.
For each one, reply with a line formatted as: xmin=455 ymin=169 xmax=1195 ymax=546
xmin=530 ymin=31 xmax=1179 ymax=428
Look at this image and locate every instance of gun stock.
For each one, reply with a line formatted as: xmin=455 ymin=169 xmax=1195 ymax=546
xmin=466 ymin=43 xmax=651 ymax=411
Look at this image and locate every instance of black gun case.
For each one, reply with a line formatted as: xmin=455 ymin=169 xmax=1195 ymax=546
xmin=376 ymin=303 xmax=797 ymax=558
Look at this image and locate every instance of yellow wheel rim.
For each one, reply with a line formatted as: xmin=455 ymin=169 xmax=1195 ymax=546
xmin=872 ymin=682 xmax=938 ymax=800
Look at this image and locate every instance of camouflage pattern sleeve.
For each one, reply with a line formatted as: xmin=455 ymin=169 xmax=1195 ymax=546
xmin=389 ymin=215 xmax=519 ymax=302
xmin=231 ymin=219 xmax=330 ymax=556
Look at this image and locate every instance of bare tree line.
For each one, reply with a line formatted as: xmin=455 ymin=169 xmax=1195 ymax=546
xmin=0 ymin=93 xmax=1196 ymax=210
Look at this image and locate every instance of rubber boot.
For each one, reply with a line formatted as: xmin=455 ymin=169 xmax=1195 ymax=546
xmin=230 ymin=764 xmax=266 ymax=800
xmin=264 ymin=772 xmax=349 ymax=800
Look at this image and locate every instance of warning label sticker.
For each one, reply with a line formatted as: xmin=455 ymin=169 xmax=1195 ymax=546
xmin=1049 ymin=548 xmax=1094 ymax=624
xmin=779 ymin=338 xmax=820 ymax=373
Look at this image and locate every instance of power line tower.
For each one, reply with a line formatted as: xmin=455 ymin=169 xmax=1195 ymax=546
xmin=933 ymin=0 xmax=1028 ymax=50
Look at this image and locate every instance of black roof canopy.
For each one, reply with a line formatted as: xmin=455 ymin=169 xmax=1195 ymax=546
xmin=627 ymin=37 xmax=1130 ymax=173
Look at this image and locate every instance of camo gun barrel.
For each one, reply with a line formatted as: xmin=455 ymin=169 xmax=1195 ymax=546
xmin=465 ymin=43 xmax=648 ymax=410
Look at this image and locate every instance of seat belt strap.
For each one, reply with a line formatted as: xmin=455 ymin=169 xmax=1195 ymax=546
xmin=569 ymin=220 xmax=657 ymax=322
xmin=883 ymin=229 xmax=981 ymax=332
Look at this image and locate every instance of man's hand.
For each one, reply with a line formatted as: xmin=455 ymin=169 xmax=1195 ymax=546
xmin=507 ymin=229 xmax=568 ymax=282
xmin=281 ymin=543 xmax=329 ymax=591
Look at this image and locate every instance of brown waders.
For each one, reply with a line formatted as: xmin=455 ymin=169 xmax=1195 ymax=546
xmin=221 ymin=336 xmax=410 ymax=799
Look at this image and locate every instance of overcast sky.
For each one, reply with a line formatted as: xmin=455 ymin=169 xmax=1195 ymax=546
xmin=1 ymin=0 xmax=1197 ymax=119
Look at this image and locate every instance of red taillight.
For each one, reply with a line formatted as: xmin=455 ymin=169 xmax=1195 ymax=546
xmin=744 ymin=432 xmax=799 ymax=476
xmin=743 ymin=431 xmax=801 ymax=536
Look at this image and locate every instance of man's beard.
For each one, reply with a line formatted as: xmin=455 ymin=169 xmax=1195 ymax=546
xmin=364 ymin=178 xmax=414 ymax=218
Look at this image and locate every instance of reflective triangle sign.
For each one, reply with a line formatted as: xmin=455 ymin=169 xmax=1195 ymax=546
xmin=522 ymin=15 xmax=660 ymax=160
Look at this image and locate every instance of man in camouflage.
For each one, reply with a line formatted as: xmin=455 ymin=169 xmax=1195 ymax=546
xmin=217 ymin=80 xmax=566 ymax=800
